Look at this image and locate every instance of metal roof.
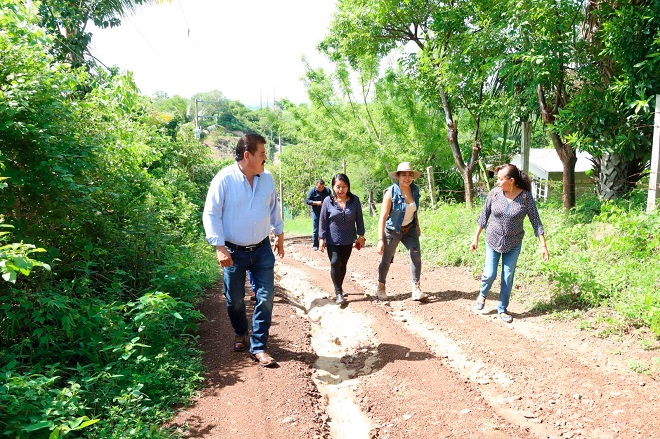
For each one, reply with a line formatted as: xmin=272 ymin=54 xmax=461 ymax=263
xmin=511 ymin=149 xmax=594 ymax=178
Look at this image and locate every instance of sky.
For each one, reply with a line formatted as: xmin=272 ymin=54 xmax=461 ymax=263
xmin=88 ymin=0 xmax=337 ymax=107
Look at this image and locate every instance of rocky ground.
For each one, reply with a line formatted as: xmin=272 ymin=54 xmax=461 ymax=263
xmin=167 ymin=234 xmax=659 ymax=438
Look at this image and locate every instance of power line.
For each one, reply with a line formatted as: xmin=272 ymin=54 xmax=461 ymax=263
xmin=123 ymin=15 xmax=185 ymax=84
xmin=176 ymin=0 xmax=200 ymax=57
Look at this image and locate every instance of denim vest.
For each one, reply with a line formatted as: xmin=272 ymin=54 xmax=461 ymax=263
xmin=385 ymin=182 xmax=420 ymax=232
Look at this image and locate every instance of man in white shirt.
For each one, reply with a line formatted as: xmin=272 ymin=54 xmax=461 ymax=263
xmin=203 ymin=133 xmax=284 ymax=367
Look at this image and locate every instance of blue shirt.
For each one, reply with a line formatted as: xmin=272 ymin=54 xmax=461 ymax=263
xmin=385 ymin=182 xmax=420 ymax=232
xmin=305 ymin=186 xmax=331 ymax=214
xmin=203 ymin=162 xmax=284 ymax=247
xmin=319 ymin=195 xmax=365 ymax=246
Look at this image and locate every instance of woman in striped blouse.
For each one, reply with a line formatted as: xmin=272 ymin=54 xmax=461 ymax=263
xmin=470 ymin=164 xmax=550 ymax=323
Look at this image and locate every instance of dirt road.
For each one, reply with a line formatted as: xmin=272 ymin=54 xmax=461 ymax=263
xmin=168 ymin=235 xmax=659 ymax=438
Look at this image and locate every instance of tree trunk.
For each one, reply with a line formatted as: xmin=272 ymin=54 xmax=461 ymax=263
xmin=558 ymin=145 xmax=577 ymax=208
xmin=385 ymin=163 xmax=396 ymax=184
xmin=439 ymin=87 xmax=478 ymax=206
xmin=538 ymin=85 xmax=577 ymax=210
xmin=368 ymin=188 xmax=376 ymax=216
xmin=598 ymin=152 xmax=629 ymax=200
xmin=460 ymin=168 xmax=475 ymax=207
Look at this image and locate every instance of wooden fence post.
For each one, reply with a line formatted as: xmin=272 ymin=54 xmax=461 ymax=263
xmin=278 ymin=140 xmax=284 ymax=220
xmin=426 ymin=166 xmax=435 ymax=209
xmin=368 ymin=189 xmax=376 ymax=216
xmin=521 ymin=121 xmax=531 ymax=174
xmin=647 ymin=95 xmax=660 ymax=214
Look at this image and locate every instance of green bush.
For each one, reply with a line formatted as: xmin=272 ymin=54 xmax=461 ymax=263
xmin=0 ymin=290 xmax=205 ymax=437
xmin=1 ymin=2 xmax=217 ymax=436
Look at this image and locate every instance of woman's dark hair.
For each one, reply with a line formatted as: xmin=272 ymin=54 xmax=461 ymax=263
xmin=330 ymin=173 xmax=354 ymax=201
xmin=496 ymin=164 xmax=532 ymax=192
xmin=235 ymin=133 xmax=267 ymax=161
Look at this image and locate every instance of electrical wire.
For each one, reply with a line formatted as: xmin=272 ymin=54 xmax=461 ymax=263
xmin=122 ymin=14 xmax=185 ymax=83
xmin=176 ymin=0 xmax=201 ymax=57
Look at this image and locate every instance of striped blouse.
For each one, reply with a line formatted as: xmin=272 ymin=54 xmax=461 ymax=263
xmin=477 ymin=188 xmax=545 ymax=253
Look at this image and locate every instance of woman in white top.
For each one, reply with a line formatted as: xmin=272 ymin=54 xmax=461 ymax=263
xmin=375 ymin=162 xmax=427 ymax=301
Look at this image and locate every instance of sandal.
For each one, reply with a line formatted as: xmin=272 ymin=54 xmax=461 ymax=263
xmin=250 ymin=352 xmax=278 ymax=368
xmin=233 ymin=334 xmax=248 ymax=352
xmin=475 ymin=296 xmax=485 ymax=311
xmin=500 ymin=313 xmax=513 ymax=323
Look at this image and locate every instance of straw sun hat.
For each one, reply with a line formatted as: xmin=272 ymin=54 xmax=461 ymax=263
xmin=388 ymin=162 xmax=422 ymax=179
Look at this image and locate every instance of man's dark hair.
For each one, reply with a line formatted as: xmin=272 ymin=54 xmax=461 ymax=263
xmin=316 ymin=179 xmax=325 ymax=185
xmin=235 ymin=133 xmax=267 ymax=161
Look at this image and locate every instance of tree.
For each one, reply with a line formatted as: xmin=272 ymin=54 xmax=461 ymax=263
xmin=320 ymin=0 xmax=513 ymax=206
xmin=150 ymin=93 xmax=194 ymax=138
xmin=507 ymin=0 xmax=659 ymax=207
xmin=563 ymin=0 xmax=660 ymax=200
xmin=38 ymin=0 xmax=168 ymax=68
xmin=300 ymin=60 xmax=427 ymax=204
xmin=502 ymin=0 xmax=585 ymax=210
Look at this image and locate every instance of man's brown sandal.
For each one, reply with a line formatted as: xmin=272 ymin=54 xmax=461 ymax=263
xmin=233 ymin=335 xmax=248 ymax=352
xmin=250 ymin=352 xmax=278 ymax=368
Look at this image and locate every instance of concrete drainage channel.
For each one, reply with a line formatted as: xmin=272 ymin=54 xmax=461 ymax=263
xmin=276 ymin=264 xmax=376 ymax=438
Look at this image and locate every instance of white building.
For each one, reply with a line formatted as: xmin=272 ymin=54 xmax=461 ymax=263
xmin=510 ymin=149 xmax=594 ymax=200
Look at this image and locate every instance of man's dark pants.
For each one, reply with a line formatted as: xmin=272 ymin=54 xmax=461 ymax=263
xmin=311 ymin=209 xmax=320 ymax=248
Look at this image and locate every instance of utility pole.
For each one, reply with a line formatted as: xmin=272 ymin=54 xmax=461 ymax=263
xmin=194 ymin=98 xmax=199 ymax=129
xmin=647 ymin=95 xmax=660 ymax=213
xmin=193 ymin=98 xmax=222 ymax=140
xmin=193 ymin=98 xmax=201 ymax=139
xmin=426 ymin=166 xmax=435 ymax=209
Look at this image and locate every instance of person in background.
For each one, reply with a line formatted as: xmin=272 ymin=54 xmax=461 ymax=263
xmin=305 ymin=179 xmax=331 ymax=251
xmin=247 ymin=270 xmax=256 ymax=302
xmin=202 ymin=133 xmax=284 ymax=368
xmin=470 ymin=163 xmax=549 ymax=323
xmin=318 ymin=173 xmax=366 ymax=306
xmin=375 ymin=162 xmax=427 ymax=302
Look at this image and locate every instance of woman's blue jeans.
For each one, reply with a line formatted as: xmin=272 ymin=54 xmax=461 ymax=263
xmin=479 ymin=242 xmax=522 ymax=314
xmin=223 ymin=243 xmax=275 ymax=354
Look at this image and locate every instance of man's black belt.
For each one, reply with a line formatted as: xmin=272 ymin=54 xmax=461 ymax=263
xmin=224 ymin=237 xmax=269 ymax=252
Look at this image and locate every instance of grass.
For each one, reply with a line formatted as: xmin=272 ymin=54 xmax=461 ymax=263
xmin=284 ymin=211 xmax=381 ymax=242
xmin=284 ymin=214 xmax=313 ymax=236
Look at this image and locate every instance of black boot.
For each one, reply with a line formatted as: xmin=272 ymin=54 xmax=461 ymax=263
xmin=335 ymin=292 xmax=346 ymax=306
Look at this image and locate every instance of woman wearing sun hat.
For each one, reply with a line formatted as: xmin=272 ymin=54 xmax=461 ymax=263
xmin=374 ymin=162 xmax=428 ymax=302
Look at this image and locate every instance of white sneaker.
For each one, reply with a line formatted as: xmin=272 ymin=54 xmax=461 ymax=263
xmin=411 ymin=281 xmax=428 ymax=302
xmin=376 ymin=282 xmax=387 ymax=299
